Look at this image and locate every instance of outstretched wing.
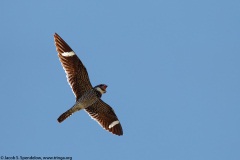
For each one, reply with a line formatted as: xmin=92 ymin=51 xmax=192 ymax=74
xmin=85 ymin=99 xmax=123 ymax=136
xmin=54 ymin=33 xmax=92 ymax=100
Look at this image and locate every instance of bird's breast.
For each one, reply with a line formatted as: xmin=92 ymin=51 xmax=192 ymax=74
xmin=76 ymin=90 xmax=100 ymax=109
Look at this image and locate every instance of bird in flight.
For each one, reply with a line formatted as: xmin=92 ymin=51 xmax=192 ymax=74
xmin=54 ymin=33 xmax=123 ymax=136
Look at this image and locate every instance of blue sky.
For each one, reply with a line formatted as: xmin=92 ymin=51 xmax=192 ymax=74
xmin=1 ymin=0 xmax=240 ymax=159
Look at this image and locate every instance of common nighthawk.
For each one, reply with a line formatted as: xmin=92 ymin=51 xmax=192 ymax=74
xmin=54 ymin=33 xmax=123 ymax=136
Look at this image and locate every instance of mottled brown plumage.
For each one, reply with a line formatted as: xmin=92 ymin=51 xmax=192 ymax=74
xmin=85 ymin=100 xmax=123 ymax=135
xmin=54 ymin=33 xmax=123 ymax=136
xmin=54 ymin=33 xmax=92 ymax=100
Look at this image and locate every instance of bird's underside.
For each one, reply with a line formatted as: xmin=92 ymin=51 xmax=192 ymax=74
xmin=54 ymin=33 xmax=123 ymax=136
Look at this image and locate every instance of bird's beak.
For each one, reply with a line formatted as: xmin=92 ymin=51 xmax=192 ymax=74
xmin=104 ymin=85 xmax=108 ymax=89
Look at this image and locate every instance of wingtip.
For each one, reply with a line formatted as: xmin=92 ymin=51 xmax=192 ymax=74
xmin=115 ymin=132 xmax=123 ymax=136
xmin=109 ymin=123 xmax=123 ymax=136
xmin=54 ymin=32 xmax=59 ymax=38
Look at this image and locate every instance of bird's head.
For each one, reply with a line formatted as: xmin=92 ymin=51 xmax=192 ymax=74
xmin=94 ymin=84 xmax=108 ymax=94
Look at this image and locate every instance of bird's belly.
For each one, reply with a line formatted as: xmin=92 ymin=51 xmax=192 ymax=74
xmin=75 ymin=92 xmax=99 ymax=109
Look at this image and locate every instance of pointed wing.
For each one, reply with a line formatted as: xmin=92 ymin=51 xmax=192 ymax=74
xmin=85 ymin=99 xmax=123 ymax=136
xmin=54 ymin=33 xmax=92 ymax=100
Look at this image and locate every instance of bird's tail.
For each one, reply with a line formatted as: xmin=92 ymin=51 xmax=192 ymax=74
xmin=57 ymin=107 xmax=81 ymax=123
